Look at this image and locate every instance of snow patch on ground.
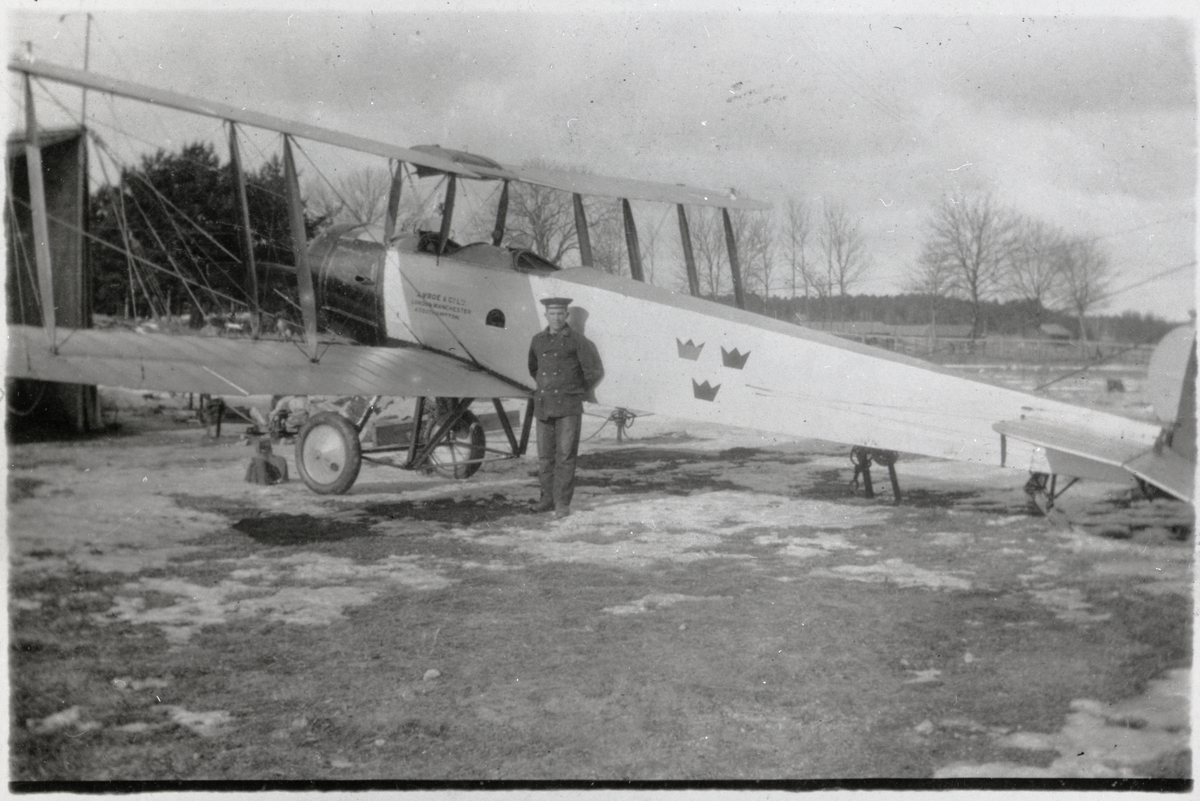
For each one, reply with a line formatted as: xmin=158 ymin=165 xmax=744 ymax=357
xmin=936 ymin=668 xmax=1190 ymax=778
xmin=602 ymin=593 xmax=731 ymax=615
xmin=7 ymin=474 xmax=224 ymax=574
xmin=442 ymin=491 xmax=889 ymax=568
xmin=95 ymin=552 xmax=455 ymax=642
xmin=753 ymin=530 xmax=856 ymax=559
xmin=166 ymin=707 xmax=233 ymax=738
xmin=1028 ymin=587 xmax=1112 ymax=624
xmin=810 ymin=558 xmax=974 ymax=591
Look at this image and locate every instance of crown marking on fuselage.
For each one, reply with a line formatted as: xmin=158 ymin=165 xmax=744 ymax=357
xmin=692 ymin=379 xmax=721 ymax=401
xmin=677 ymin=338 xmax=704 ymax=360
xmin=721 ymin=346 xmax=750 ymax=369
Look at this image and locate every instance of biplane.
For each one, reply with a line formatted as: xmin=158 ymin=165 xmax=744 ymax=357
xmin=7 ymin=58 xmax=1195 ymax=509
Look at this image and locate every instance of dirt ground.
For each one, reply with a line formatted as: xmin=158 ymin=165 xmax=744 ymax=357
xmin=6 ymin=376 xmax=1193 ymax=784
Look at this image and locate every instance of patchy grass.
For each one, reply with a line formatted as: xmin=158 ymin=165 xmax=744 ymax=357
xmin=8 ymin=410 xmax=1191 ymax=781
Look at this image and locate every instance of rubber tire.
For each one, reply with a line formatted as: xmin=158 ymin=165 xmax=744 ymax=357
xmin=426 ymin=409 xmax=487 ymax=479
xmin=295 ymin=411 xmax=362 ymax=494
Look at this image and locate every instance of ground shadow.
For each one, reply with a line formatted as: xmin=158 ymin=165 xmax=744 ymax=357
xmin=231 ymin=513 xmax=377 ymax=546
xmin=359 ymin=493 xmax=535 ymax=526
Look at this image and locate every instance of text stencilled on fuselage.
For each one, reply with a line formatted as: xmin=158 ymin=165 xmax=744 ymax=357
xmin=412 ymin=291 xmax=473 ymax=320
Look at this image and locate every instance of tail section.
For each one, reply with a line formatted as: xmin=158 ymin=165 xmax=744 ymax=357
xmin=1147 ymin=325 xmax=1197 ymax=461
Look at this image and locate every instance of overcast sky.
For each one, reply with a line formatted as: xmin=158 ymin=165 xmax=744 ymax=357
xmin=8 ymin=2 xmax=1197 ymax=321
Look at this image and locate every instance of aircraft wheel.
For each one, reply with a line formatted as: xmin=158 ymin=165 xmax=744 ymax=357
xmin=427 ymin=410 xmax=487 ymax=479
xmin=295 ymin=411 xmax=362 ymax=494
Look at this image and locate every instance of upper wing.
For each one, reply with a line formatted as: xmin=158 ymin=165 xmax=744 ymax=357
xmin=993 ymin=418 xmax=1193 ymax=502
xmin=8 ymin=60 xmax=478 ymax=177
xmin=8 ymin=325 xmax=529 ymax=400
xmin=408 ymin=144 xmax=771 ymax=211
xmin=496 ymin=164 xmax=772 ymax=211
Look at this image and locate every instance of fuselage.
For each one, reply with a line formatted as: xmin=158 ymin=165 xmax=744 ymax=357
xmin=312 ymin=233 xmax=1166 ymax=482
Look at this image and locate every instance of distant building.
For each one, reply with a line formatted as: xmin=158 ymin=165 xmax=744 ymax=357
xmin=891 ymin=324 xmax=975 ymax=339
xmin=1038 ymin=323 xmax=1073 ymax=341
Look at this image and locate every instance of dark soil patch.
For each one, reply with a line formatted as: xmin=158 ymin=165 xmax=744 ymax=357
xmin=231 ymin=513 xmax=377 ymax=546
xmin=898 ymin=488 xmax=1001 ymax=510
xmin=801 ymin=468 xmax=864 ymax=501
xmin=576 ymin=446 xmax=810 ymax=472
xmin=8 ymin=475 xmax=45 ymax=502
xmin=572 ymin=446 xmax=816 ymax=495
xmin=575 ymin=473 xmax=745 ymax=495
xmin=359 ymin=493 xmax=534 ymax=526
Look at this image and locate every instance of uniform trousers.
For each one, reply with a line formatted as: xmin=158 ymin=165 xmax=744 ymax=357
xmin=536 ymin=414 xmax=582 ymax=510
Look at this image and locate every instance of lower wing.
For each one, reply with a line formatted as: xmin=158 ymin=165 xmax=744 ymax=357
xmin=7 ymin=324 xmax=529 ymax=400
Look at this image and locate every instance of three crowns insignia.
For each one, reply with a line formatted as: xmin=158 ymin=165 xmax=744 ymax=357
xmin=676 ymin=339 xmax=704 ymax=360
xmin=721 ymin=347 xmax=750 ymax=370
xmin=692 ymin=380 xmax=721 ymax=402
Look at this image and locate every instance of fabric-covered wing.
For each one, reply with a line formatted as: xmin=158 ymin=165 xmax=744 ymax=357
xmin=7 ymin=325 xmax=528 ymax=400
xmin=9 ymin=60 xmax=478 ymax=178
xmin=501 ymin=164 xmax=772 ymax=211
xmin=993 ymin=418 xmax=1193 ymax=502
xmin=404 ymin=144 xmax=771 ymax=210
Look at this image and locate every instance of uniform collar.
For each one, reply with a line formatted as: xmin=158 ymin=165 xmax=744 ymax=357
xmin=544 ymin=324 xmax=572 ymax=337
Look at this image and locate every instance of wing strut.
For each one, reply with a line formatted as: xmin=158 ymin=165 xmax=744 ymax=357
xmin=22 ymin=73 xmax=57 ymax=350
xmin=677 ymin=204 xmax=701 ymax=297
xmin=491 ymin=179 xmax=510 ymax=246
xmin=227 ymin=123 xmax=260 ymax=336
xmin=573 ymin=193 xmax=593 ymax=267
xmin=283 ymin=135 xmax=319 ymax=358
xmin=621 ymin=198 xmax=645 ymax=282
xmin=722 ymin=208 xmax=746 ymax=310
xmin=437 ymin=175 xmax=457 ymax=256
xmin=383 ymin=160 xmax=404 ymax=244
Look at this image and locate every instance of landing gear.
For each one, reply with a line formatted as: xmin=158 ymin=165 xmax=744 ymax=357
xmin=850 ymin=446 xmax=901 ymax=504
xmin=296 ymin=411 xmax=363 ymax=494
xmin=1024 ymin=471 xmax=1078 ymax=516
xmin=422 ymin=404 xmax=486 ymax=479
xmin=292 ymin=396 xmax=524 ymax=494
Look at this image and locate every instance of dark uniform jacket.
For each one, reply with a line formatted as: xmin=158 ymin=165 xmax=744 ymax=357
xmin=528 ymin=325 xmax=604 ymax=420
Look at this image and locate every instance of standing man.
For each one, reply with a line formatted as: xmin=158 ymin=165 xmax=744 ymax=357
xmin=528 ymin=297 xmax=604 ymax=518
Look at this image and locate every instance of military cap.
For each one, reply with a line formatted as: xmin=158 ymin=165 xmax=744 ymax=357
xmin=540 ymin=297 xmax=573 ymax=309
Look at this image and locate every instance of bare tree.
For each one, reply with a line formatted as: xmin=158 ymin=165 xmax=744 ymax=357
xmin=505 ymin=182 xmax=578 ymax=263
xmin=304 ymin=166 xmax=395 ymax=229
xmin=1004 ymin=215 xmax=1064 ymax=330
xmin=905 ymin=243 xmax=956 ymax=351
xmin=1056 ymin=235 xmax=1112 ymax=348
xmin=732 ymin=210 xmax=776 ymax=301
xmin=917 ymin=192 xmax=1013 ymax=339
xmin=589 ymin=202 xmax=628 ymax=276
xmin=689 ymin=207 xmax=729 ymax=298
xmin=783 ymin=198 xmax=813 ymax=318
xmin=639 ymin=210 xmax=662 ymax=285
xmin=819 ymin=199 xmax=871 ymax=322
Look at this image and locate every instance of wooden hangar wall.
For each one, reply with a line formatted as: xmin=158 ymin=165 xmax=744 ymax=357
xmin=6 ymin=128 xmax=102 ymax=433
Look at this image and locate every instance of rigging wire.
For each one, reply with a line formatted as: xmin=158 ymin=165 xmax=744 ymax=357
xmin=1096 ymin=260 xmax=1196 ymax=307
xmin=88 ymin=127 xmax=258 ymax=312
xmin=291 ymin=137 xmax=384 ymax=244
xmin=797 ymin=25 xmax=911 ymax=128
xmin=127 ymin=189 xmax=207 ymax=314
xmin=8 ymin=193 xmax=250 ymax=311
xmin=4 ymin=191 xmax=42 ymax=321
